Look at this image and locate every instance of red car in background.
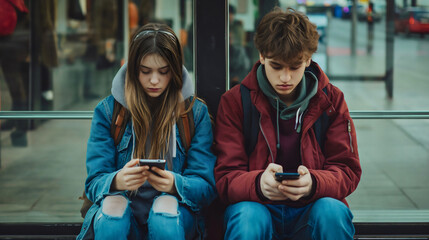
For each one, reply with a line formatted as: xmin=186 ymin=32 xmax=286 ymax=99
xmin=395 ymin=8 xmax=429 ymax=37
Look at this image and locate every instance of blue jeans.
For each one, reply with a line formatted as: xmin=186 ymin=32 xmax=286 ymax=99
xmin=93 ymin=196 xmax=197 ymax=240
xmin=223 ymin=197 xmax=355 ymax=240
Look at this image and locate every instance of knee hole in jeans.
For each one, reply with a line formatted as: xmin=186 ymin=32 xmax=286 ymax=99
xmin=152 ymin=195 xmax=178 ymax=215
xmin=101 ymin=195 xmax=128 ymax=217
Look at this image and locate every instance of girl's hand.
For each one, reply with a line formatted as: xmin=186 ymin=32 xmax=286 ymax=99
xmin=260 ymin=163 xmax=288 ymax=201
xmin=147 ymin=167 xmax=176 ymax=194
xmin=112 ymin=159 xmax=149 ymax=191
xmin=277 ymin=165 xmax=313 ymax=201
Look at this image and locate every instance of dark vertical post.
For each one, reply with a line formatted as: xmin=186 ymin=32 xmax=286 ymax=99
xmin=367 ymin=1 xmax=374 ymax=54
xmin=385 ymin=0 xmax=395 ymax=99
xmin=30 ymin=1 xmax=41 ymax=127
xmin=180 ymin=0 xmax=186 ymax=28
xmin=195 ymin=1 xmax=226 ymax=118
xmin=258 ymin=0 xmax=279 ymax=22
xmin=0 ymin=114 xmax=1 ymax=167
xmin=351 ymin=0 xmax=357 ymax=56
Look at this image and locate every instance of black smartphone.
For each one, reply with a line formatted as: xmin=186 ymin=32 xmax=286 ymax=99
xmin=138 ymin=159 xmax=166 ymax=170
xmin=275 ymin=172 xmax=300 ymax=181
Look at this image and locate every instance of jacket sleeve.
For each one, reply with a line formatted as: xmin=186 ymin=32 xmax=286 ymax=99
xmin=214 ymin=91 xmax=265 ymax=205
xmin=172 ymin=100 xmax=218 ymax=211
xmin=85 ymin=97 xmax=122 ymax=204
xmin=306 ymin=85 xmax=361 ymax=205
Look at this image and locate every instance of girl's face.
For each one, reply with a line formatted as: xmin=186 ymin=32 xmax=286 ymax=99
xmin=139 ymin=53 xmax=171 ymax=98
xmin=259 ymin=54 xmax=311 ymax=104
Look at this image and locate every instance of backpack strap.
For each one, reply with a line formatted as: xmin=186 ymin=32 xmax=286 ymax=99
xmin=240 ymin=84 xmax=260 ymax=157
xmin=313 ymin=87 xmax=330 ymax=153
xmin=177 ymin=97 xmax=195 ymax=153
xmin=110 ymin=99 xmax=131 ymax=146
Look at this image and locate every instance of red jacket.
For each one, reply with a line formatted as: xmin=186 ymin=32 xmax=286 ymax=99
xmin=214 ymin=61 xmax=361 ymax=207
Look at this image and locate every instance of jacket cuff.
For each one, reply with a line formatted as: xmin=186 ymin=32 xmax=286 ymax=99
xmin=171 ymin=171 xmax=200 ymax=211
xmin=255 ymin=172 xmax=269 ymax=202
xmin=90 ymin=170 xmax=122 ymax=204
xmin=301 ymin=173 xmax=317 ymax=201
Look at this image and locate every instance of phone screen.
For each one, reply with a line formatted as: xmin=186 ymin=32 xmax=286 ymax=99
xmin=275 ymin=172 xmax=300 ymax=181
xmin=138 ymin=159 xmax=166 ymax=170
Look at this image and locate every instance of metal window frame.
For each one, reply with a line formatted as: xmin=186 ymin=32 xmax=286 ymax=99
xmin=1 ymin=110 xmax=429 ymax=120
xmin=194 ymin=0 xmax=227 ymax=118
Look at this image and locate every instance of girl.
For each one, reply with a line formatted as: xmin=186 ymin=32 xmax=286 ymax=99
xmin=77 ymin=23 xmax=217 ymax=240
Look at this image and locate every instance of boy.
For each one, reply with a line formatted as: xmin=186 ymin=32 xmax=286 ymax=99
xmin=214 ymin=7 xmax=361 ymax=239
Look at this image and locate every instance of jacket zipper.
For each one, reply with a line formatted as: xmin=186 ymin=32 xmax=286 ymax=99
xmin=348 ymin=120 xmax=354 ymax=153
xmin=259 ymin=116 xmax=275 ymax=163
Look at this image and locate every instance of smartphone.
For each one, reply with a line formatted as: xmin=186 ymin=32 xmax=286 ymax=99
xmin=138 ymin=159 xmax=166 ymax=170
xmin=275 ymin=172 xmax=300 ymax=182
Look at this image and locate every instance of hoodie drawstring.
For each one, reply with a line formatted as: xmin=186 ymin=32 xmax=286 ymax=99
xmin=276 ymin=98 xmax=280 ymax=150
xmin=276 ymin=100 xmax=306 ymax=150
xmin=294 ymin=107 xmax=305 ymax=133
xmin=294 ymin=108 xmax=300 ymax=131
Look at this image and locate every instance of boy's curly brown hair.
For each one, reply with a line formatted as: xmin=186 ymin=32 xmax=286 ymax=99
xmin=254 ymin=7 xmax=319 ymax=65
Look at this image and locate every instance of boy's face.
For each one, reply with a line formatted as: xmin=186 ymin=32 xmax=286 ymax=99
xmin=259 ymin=54 xmax=311 ymax=103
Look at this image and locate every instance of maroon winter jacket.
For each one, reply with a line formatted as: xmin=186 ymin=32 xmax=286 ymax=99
xmin=214 ymin=61 xmax=361 ymax=207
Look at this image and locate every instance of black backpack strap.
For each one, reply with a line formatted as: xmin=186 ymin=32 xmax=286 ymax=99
xmin=313 ymin=87 xmax=330 ymax=153
xmin=240 ymin=84 xmax=260 ymax=157
xmin=110 ymin=99 xmax=131 ymax=146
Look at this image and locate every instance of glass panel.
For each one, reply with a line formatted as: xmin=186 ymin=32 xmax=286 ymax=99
xmin=347 ymin=118 xmax=429 ymax=222
xmin=0 ymin=0 xmax=31 ymax=147
xmin=228 ymin=0 xmax=429 ymax=222
xmin=0 ymin=119 xmax=90 ymax=222
xmin=0 ymin=0 xmax=125 ymax=117
xmin=0 ymin=0 xmax=195 ymax=223
xmin=0 ymin=0 xmax=195 ymax=113
xmin=228 ymin=0 xmax=255 ymax=88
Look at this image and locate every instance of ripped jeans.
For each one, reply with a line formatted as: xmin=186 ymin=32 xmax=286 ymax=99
xmin=93 ymin=195 xmax=197 ymax=240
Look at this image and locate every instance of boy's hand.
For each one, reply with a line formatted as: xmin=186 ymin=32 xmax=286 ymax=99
xmin=277 ymin=165 xmax=313 ymax=201
xmin=147 ymin=167 xmax=177 ymax=194
xmin=260 ymin=163 xmax=288 ymax=201
xmin=113 ymin=159 xmax=149 ymax=191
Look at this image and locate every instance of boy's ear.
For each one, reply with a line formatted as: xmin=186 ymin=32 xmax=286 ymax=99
xmin=305 ymin=58 xmax=311 ymax=67
xmin=306 ymin=58 xmax=311 ymax=67
xmin=259 ymin=53 xmax=265 ymax=64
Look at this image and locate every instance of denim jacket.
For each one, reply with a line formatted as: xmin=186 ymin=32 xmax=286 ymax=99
xmin=77 ymin=65 xmax=217 ymax=240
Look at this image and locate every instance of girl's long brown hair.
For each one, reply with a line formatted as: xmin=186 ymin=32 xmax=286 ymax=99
xmin=125 ymin=23 xmax=184 ymax=159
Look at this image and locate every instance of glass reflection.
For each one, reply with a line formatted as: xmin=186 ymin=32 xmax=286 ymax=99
xmin=0 ymin=0 xmax=195 ymax=223
xmin=0 ymin=0 xmax=30 ymax=146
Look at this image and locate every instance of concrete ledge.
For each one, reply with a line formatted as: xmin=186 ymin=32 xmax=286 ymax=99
xmin=1 ymin=222 xmax=429 ymax=239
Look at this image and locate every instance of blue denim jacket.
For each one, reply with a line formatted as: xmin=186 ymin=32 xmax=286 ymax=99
xmin=76 ymin=94 xmax=217 ymax=240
